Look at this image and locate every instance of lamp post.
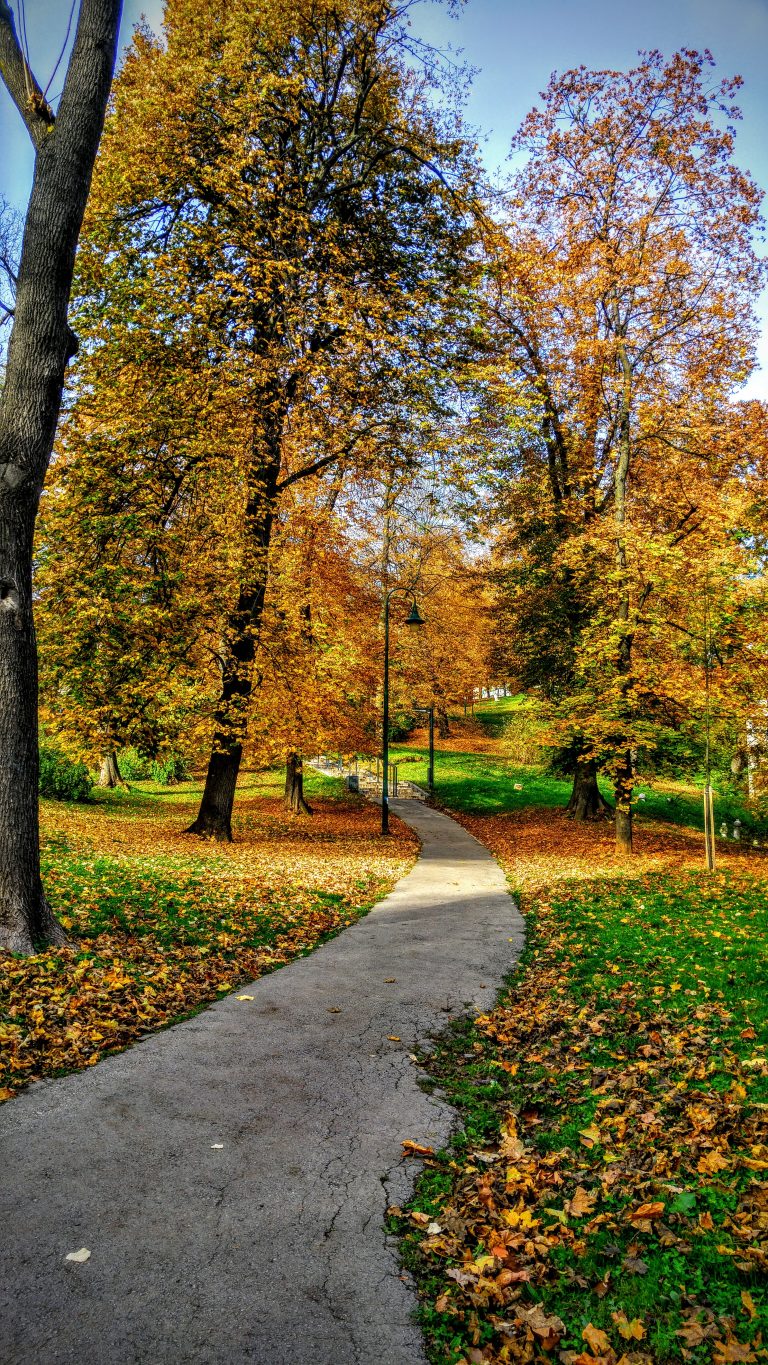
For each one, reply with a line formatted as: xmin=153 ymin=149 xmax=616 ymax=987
xmin=382 ymin=589 xmax=424 ymax=834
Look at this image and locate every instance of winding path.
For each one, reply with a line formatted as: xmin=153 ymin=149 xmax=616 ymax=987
xmin=0 ymin=801 xmax=524 ymax=1365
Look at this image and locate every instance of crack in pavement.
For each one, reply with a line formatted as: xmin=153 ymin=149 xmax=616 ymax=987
xmin=0 ymin=800 xmax=524 ymax=1365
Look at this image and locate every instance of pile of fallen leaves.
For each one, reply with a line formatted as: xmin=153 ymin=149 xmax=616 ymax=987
xmin=398 ymin=808 xmax=767 ymax=1365
xmin=0 ymin=779 xmax=417 ymax=1100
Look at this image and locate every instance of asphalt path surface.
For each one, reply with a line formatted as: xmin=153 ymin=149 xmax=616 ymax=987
xmin=0 ymin=800 xmax=524 ymax=1365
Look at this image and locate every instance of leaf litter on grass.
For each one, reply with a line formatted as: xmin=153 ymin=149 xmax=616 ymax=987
xmin=0 ymin=785 xmax=417 ymax=1100
xmin=400 ymin=807 xmax=768 ymax=1365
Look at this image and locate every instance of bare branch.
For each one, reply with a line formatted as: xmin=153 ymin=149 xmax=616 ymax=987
xmin=0 ymin=0 xmax=55 ymax=148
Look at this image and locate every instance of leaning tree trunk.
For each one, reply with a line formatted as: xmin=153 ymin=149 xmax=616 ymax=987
xmin=98 ymin=749 xmax=125 ymax=788
xmin=436 ymin=705 xmax=451 ymax=739
xmin=565 ymin=757 xmax=613 ymax=821
xmin=284 ymin=753 xmax=313 ymax=815
xmin=187 ymin=450 xmax=279 ymax=841
xmin=0 ymin=0 xmax=122 ymax=952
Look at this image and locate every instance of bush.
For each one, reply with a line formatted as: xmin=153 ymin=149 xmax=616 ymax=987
xmin=388 ymin=710 xmax=416 ymax=743
xmin=118 ymin=747 xmax=152 ymax=780
xmin=151 ymin=754 xmax=189 ymax=785
xmin=39 ymin=745 xmax=92 ymax=803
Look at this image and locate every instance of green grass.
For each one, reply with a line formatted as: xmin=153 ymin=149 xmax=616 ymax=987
xmin=392 ymin=727 xmax=767 ymax=840
xmin=400 ymin=871 xmax=768 ymax=1363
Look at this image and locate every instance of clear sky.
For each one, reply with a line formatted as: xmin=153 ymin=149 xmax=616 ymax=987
xmin=2 ymin=0 xmax=766 ymax=396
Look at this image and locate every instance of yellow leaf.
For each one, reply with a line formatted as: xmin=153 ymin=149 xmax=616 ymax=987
xmin=582 ymin=1323 xmax=611 ymax=1354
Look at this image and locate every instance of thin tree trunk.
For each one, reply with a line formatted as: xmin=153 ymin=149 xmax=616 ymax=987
xmin=565 ymin=757 xmax=613 ymax=821
xmin=436 ymin=705 xmax=451 ymax=739
xmin=284 ymin=753 xmax=312 ymax=815
xmin=614 ymin=753 xmax=634 ymax=854
xmin=98 ymin=749 xmax=126 ymax=788
xmin=613 ymin=342 xmax=634 ymax=854
xmin=0 ymin=0 xmax=122 ymax=952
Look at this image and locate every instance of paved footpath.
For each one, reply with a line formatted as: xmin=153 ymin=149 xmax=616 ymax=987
xmin=0 ymin=802 xmax=524 ymax=1365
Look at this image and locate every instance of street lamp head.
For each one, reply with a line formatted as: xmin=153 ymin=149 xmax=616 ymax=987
xmin=404 ymin=599 xmax=425 ymax=627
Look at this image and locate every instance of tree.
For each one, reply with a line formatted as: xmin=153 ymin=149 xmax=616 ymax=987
xmin=0 ymin=0 xmax=122 ymax=952
xmin=71 ymin=0 xmax=478 ymax=839
xmin=485 ymin=50 xmax=764 ymax=851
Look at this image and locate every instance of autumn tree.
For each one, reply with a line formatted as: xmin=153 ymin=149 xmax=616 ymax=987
xmin=70 ymin=0 xmax=479 ymax=839
xmin=485 ymin=50 xmax=764 ymax=850
xmin=0 ymin=0 xmax=122 ymax=952
xmin=247 ymin=481 xmax=381 ymax=811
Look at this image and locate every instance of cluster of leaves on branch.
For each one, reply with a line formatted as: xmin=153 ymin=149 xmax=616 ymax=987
xmin=396 ymin=808 xmax=768 ymax=1363
xmin=0 ymin=778 xmax=417 ymax=1098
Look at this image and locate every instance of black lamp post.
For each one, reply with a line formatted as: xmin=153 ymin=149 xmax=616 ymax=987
xmin=382 ymin=589 xmax=424 ymax=834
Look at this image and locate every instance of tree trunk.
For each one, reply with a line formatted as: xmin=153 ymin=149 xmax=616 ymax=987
xmin=187 ymin=449 xmax=279 ymax=841
xmin=0 ymin=0 xmax=122 ymax=952
xmin=98 ymin=749 xmax=125 ymax=788
xmin=284 ymin=753 xmax=312 ymax=815
xmin=565 ymin=758 xmax=613 ymax=821
xmin=614 ymin=752 xmax=634 ymax=855
xmin=0 ymin=494 xmax=67 ymax=952
xmin=613 ymin=343 xmax=634 ymax=854
xmin=436 ymin=705 xmax=451 ymax=739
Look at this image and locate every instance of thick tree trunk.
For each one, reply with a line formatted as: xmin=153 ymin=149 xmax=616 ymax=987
xmin=187 ymin=745 xmax=242 ymax=841
xmin=0 ymin=494 xmax=67 ymax=952
xmin=284 ymin=753 xmax=312 ymax=815
xmin=188 ymin=451 xmax=279 ymax=841
xmin=0 ymin=0 xmax=122 ymax=952
xmin=565 ymin=758 xmax=613 ymax=821
xmin=436 ymin=706 xmax=451 ymax=739
xmin=98 ymin=749 xmax=125 ymax=788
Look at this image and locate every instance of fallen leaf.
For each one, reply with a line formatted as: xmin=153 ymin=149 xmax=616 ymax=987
xmin=236 ymin=994 xmax=254 ymax=1001
xmin=627 ymin=1201 xmax=665 ymax=1222
xmin=210 ymin=1143 xmax=224 ymax=1149
xmin=65 ymin=1248 xmax=91 ymax=1263
xmin=567 ymin=1185 xmax=597 ymax=1218
xmin=387 ymin=1035 xmax=402 ymax=1042
xmin=402 ymin=1140 xmax=434 ymax=1157
xmin=612 ymin=1311 xmax=644 ymax=1340
xmin=741 ymin=1290 xmax=757 ymax=1321
xmin=582 ymin=1323 xmax=611 ymax=1355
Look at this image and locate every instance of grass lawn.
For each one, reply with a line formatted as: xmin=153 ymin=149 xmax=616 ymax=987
xmin=392 ymin=717 xmax=768 ymax=1365
xmin=0 ymin=768 xmax=417 ymax=1101
xmin=392 ymin=702 xmax=767 ymax=843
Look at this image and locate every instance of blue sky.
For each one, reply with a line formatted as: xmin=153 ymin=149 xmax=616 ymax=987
xmin=2 ymin=0 xmax=766 ymax=396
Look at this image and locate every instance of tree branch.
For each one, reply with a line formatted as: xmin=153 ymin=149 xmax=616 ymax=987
xmin=0 ymin=0 xmax=55 ymax=148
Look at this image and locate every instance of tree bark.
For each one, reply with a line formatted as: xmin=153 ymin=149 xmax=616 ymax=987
xmin=187 ymin=447 xmax=279 ymax=840
xmin=614 ymin=752 xmax=634 ymax=854
xmin=284 ymin=753 xmax=312 ymax=815
xmin=98 ymin=749 xmax=125 ymax=788
xmin=436 ymin=705 xmax=451 ymax=739
xmin=0 ymin=0 xmax=122 ymax=952
xmin=612 ymin=341 xmax=634 ymax=854
xmin=565 ymin=758 xmax=613 ymax=821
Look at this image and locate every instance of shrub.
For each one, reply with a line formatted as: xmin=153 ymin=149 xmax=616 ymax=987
xmin=151 ymin=754 xmax=189 ymax=785
xmin=39 ymin=745 xmax=92 ymax=803
xmin=118 ymin=747 xmax=152 ymax=780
